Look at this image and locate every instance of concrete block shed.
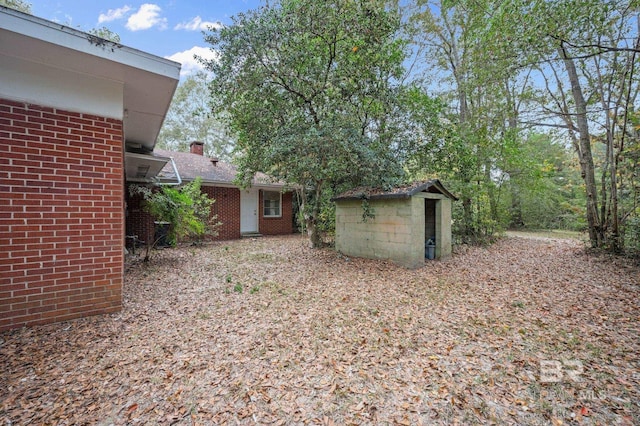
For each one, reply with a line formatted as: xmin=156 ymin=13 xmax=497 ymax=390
xmin=333 ymin=180 xmax=457 ymax=269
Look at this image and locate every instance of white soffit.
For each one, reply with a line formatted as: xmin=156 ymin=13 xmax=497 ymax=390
xmin=0 ymin=6 xmax=181 ymax=151
xmin=125 ymin=152 xmax=171 ymax=182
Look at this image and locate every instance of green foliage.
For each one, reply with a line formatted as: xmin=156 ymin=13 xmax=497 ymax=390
xmin=361 ymin=199 xmax=375 ymax=222
xmin=406 ymin=0 xmax=639 ymax=253
xmin=480 ymin=0 xmax=640 ymax=252
xmin=407 ymin=0 xmax=519 ymax=243
xmin=404 ymin=85 xmax=507 ymax=242
xmin=129 ymin=178 xmax=218 ymax=254
xmin=623 ymin=216 xmax=640 ymax=257
xmin=204 ymin=0 xmax=412 ymax=247
xmin=88 ymin=26 xmax=120 ymax=43
xmin=0 ymin=0 xmax=31 ymax=13
xmin=157 ymin=72 xmax=234 ymax=161
xmin=500 ymin=134 xmax=586 ymax=231
xmin=315 ymin=190 xmax=337 ymax=236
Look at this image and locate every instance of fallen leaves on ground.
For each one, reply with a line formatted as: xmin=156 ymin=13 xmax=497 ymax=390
xmin=1 ymin=235 xmax=638 ymax=425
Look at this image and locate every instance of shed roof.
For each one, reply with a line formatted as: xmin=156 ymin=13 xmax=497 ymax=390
xmin=332 ymin=180 xmax=458 ymax=201
xmin=154 ymin=149 xmax=288 ymax=189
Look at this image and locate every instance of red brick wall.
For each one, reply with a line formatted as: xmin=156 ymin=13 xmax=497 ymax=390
xmin=125 ymin=183 xmax=155 ymax=246
xmin=0 ymin=99 xmax=124 ymax=332
xmin=123 ymin=184 xmax=293 ymax=244
xmin=259 ymin=190 xmax=294 ymax=235
xmin=204 ymin=185 xmax=241 ymax=240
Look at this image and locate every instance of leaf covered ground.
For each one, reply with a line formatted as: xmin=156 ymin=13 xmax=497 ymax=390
xmin=1 ymin=235 xmax=639 ymax=425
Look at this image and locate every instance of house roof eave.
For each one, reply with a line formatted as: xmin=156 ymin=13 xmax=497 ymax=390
xmin=124 ymin=152 xmax=173 ymax=182
xmin=181 ymin=177 xmax=294 ymax=191
xmin=0 ymin=6 xmax=180 ymax=153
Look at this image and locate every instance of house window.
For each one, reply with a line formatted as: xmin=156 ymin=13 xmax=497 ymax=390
xmin=263 ymin=191 xmax=281 ymax=217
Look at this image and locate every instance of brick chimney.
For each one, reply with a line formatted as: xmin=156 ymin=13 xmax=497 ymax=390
xmin=190 ymin=141 xmax=204 ymax=156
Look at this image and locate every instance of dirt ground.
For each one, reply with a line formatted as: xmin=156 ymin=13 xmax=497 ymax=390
xmin=1 ymin=235 xmax=639 ymax=425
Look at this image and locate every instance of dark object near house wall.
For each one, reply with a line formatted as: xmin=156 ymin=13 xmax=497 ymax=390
xmin=154 ymin=222 xmax=171 ymax=247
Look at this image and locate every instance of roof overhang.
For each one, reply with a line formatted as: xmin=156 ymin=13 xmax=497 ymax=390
xmin=125 ymin=152 xmax=172 ymax=183
xmin=0 ymin=6 xmax=180 ymax=152
xmin=175 ymin=178 xmax=293 ymax=191
xmin=208 ymin=181 xmax=293 ymax=191
xmin=332 ymin=180 xmax=459 ymax=202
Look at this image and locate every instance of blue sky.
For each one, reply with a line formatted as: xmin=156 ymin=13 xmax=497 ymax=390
xmin=29 ymin=1 xmax=263 ymax=78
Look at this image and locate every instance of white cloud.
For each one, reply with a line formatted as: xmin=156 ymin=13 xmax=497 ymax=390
xmin=174 ymin=16 xmax=223 ymax=31
xmin=98 ymin=6 xmax=132 ymax=24
xmin=166 ymin=46 xmax=218 ymax=78
xmin=126 ymin=3 xmax=167 ymax=31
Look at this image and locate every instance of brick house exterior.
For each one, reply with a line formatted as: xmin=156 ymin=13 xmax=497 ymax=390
xmin=203 ymin=186 xmax=242 ymax=240
xmin=259 ymin=191 xmax=294 ymax=236
xmin=126 ymin=142 xmax=294 ymax=244
xmin=0 ymin=7 xmax=180 ymax=331
xmin=0 ymin=100 xmax=124 ymax=330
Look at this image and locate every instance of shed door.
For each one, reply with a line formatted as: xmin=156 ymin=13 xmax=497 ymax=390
xmin=425 ymin=199 xmax=437 ymax=242
xmin=240 ymin=188 xmax=259 ymax=233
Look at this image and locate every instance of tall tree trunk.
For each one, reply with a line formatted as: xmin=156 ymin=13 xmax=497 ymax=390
xmin=504 ymin=79 xmax=524 ymax=228
xmin=456 ymin=80 xmax=476 ymax=239
xmin=462 ymin=194 xmax=474 ymax=240
xmin=438 ymin=5 xmax=477 ymax=240
xmin=509 ymin=180 xmax=525 ymax=228
xmin=305 ymin=182 xmax=324 ymax=248
xmin=305 ymin=216 xmax=322 ymax=248
xmin=485 ymin=161 xmax=498 ymax=224
xmin=558 ymin=45 xmax=602 ymax=247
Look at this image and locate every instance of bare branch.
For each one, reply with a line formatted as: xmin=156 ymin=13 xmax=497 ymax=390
xmin=519 ymin=120 xmax=578 ymax=131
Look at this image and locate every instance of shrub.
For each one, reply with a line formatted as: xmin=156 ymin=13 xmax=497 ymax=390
xmin=129 ymin=177 xmax=219 ymax=260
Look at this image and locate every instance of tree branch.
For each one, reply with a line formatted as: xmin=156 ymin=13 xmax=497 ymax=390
xmin=519 ymin=120 xmax=579 ymax=131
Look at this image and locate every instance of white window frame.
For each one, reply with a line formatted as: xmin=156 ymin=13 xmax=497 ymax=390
xmin=263 ymin=190 xmax=282 ymax=218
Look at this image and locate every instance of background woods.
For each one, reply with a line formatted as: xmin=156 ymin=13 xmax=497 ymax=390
xmin=152 ymin=0 xmax=639 ymax=254
xmin=406 ymin=0 xmax=639 ymax=251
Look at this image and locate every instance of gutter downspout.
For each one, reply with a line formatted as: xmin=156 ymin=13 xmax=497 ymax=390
xmin=159 ymin=157 xmax=182 ymax=186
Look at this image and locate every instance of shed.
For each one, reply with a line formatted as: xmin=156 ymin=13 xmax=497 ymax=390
xmin=333 ymin=180 xmax=457 ymax=269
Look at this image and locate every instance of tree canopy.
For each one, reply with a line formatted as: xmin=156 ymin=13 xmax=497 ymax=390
xmin=156 ymin=72 xmax=235 ymax=161
xmin=204 ymin=0 xmax=416 ymax=247
xmin=0 ymin=0 xmax=31 ymax=14
xmin=405 ymin=0 xmax=639 ymax=251
xmin=195 ymin=0 xmax=639 ymax=254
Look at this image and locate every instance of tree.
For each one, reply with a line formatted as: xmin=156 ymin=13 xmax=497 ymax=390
xmin=487 ymin=0 xmax=640 ymax=251
xmin=129 ymin=178 xmax=218 ymax=261
xmin=408 ymin=0 xmax=639 ymax=253
xmin=408 ymin=0 xmax=524 ymax=241
xmin=88 ymin=26 xmax=121 ymax=43
xmin=156 ymin=72 xmax=234 ymax=160
xmin=0 ymin=0 xmax=31 ymax=14
xmin=501 ymin=133 xmax=586 ymax=231
xmin=204 ymin=0 xmax=409 ymax=247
